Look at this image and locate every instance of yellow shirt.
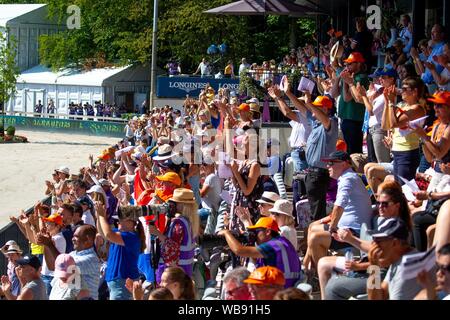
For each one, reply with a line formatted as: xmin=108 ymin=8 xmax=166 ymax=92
xmin=391 ymin=102 xmax=424 ymax=152
xmin=30 ymin=242 xmax=44 ymax=255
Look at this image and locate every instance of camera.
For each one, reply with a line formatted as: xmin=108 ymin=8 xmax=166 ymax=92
xmin=117 ymin=201 xmax=177 ymax=224
xmin=198 ymin=230 xmax=257 ymax=249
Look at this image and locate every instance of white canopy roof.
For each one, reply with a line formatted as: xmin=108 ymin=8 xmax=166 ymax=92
xmin=17 ymin=65 xmax=131 ymax=87
xmin=0 ymin=4 xmax=46 ymax=27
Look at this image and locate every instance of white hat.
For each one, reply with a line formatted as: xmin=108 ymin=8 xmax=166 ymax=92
xmin=56 ymin=166 xmax=70 ymax=175
xmin=86 ymin=185 xmax=108 ymax=203
xmin=269 ymin=199 xmax=294 ymax=217
xmin=153 ymin=144 xmax=175 ymax=161
xmin=98 ymin=179 xmax=111 ymax=187
xmin=246 ymin=97 xmax=260 ymax=105
xmin=256 ymin=191 xmax=281 ymax=206
xmin=1 ymin=241 xmax=23 ymax=256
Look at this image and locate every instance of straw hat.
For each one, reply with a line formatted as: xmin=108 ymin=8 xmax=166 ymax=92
xmin=1 ymin=241 xmax=23 ymax=256
xmin=269 ymin=199 xmax=294 ymax=217
xmin=168 ymin=188 xmax=196 ymax=204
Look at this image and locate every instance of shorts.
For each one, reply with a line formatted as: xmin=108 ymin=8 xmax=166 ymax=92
xmin=323 ymin=224 xmax=359 ymax=251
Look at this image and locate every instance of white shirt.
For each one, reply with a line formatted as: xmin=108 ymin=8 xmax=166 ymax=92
xmin=239 ymin=63 xmax=250 ymax=75
xmin=368 ymin=94 xmax=385 ymax=127
xmin=82 ymin=210 xmax=96 ymax=227
xmin=438 ymin=68 xmax=450 ymax=91
xmin=201 ymin=173 xmax=222 ymax=212
xmin=280 ymin=225 xmax=298 ymax=251
xmin=42 ymin=232 xmax=66 ymax=276
xmin=289 ymin=111 xmax=312 ymax=148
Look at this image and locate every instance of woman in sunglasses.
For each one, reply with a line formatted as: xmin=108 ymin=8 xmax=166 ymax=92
xmin=410 ymin=91 xmax=450 ymax=251
xmin=317 ymin=181 xmax=412 ymax=300
xmin=382 ymin=76 xmax=427 ymax=182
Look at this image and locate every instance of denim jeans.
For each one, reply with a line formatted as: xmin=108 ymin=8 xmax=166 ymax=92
xmin=188 ymin=175 xmax=201 ymax=206
xmin=291 ymin=147 xmax=308 ymax=173
xmin=392 ymin=148 xmax=420 ymax=182
xmin=368 ymin=125 xmax=391 ymax=163
xmin=107 ymin=278 xmax=133 ymax=300
xmin=41 ymin=274 xmax=53 ymax=297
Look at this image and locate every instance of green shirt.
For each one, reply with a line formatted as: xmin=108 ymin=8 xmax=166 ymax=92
xmin=338 ymin=72 xmax=369 ymax=121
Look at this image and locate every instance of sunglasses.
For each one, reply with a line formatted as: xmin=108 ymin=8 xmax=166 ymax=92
xmin=436 ymin=263 xmax=450 ymax=273
xmin=225 ymin=285 xmax=248 ymax=298
xmin=401 ymin=86 xmax=414 ymax=92
xmin=326 ymin=161 xmax=344 ymax=167
xmin=376 ymin=201 xmax=396 ymax=208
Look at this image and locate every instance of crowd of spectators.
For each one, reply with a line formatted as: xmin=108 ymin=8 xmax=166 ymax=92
xmin=1 ymin=14 xmax=450 ymax=301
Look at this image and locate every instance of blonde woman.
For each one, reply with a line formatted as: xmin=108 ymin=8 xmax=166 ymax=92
xmin=149 ymin=188 xmax=199 ymax=284
xmin=269 ymin=200 xmax=298 ymax=251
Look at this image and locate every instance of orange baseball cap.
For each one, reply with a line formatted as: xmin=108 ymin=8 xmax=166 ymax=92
xmin=247 ymin=217 xmax=280 ymax=233
xmin=427 ymin=91 xmax=450 ymax=106
xmin=336 ymin=139 xmax=347 ymax=152
xmin=312 ymin=96 xmax=333 ymax=109
xmin=42 ymin=213 xmax=64 ymax=226
xmin=238 ymin=103 xmax=250 ymax=112
xmin=243 ymin=266 xmax=286 ymax=286
xmin=343 ymin=52 xmax=365 ymax=64
xmin=156 ymin=172 xmax=182 ymax=186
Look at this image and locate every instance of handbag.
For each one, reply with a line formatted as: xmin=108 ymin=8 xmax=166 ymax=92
xmin=424 ymin=197 xmax=449 ymax=217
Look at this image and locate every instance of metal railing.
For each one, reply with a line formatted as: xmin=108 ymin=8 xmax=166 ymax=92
xmin=0 ymin=196 xmax=51 ymax=275
xmin=4 ymin=111 xmax=129 ymax=123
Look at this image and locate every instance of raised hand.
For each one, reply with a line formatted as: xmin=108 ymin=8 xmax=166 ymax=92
xmin=1 ymin=275 xmax=11 ymax=293
xmin=36 ymin=231 xmax=52 ymax=247
xmin=94 ymin=201 xmax=107 ymax=218
xmin=281 ymin=76 xmax=291 ymax=93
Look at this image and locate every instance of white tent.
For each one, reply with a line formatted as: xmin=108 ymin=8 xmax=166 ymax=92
xmin=11 ymin=64 xmax=152 ymax=114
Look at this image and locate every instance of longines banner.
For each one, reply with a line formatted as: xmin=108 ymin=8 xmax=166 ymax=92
xmin=157 ymin=76 xmax=240 ymax=98
xmin=1 ymin=116 xmax=125 ymax=138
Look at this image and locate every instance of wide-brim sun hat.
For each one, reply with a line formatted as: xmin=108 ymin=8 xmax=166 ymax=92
xmin=168 ymin=188 xmax=196 ymax=204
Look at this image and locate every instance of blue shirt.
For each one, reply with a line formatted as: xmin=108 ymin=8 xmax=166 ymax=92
xmin=105 ymin=229 xmax=141 ymax=282
xmin=305 ymin=116 xmax=338 ymax=169
xmin=422 ymin=42 xmax=445 ymax=84
xmin=62 ymin=227 xmax=74 ymax=253
xmin=70 ymin=247 xmax=101 ymax=299
xmin=335 ymin=168 xmax=373 ymax=233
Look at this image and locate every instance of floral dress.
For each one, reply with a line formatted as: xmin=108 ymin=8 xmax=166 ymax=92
xmin=231 ymin=159 xmax=264 ymax=231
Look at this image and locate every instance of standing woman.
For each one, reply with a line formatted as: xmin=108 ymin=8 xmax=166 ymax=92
xmin=226 ymin=129 xmax=263 ymax=226
xmin=149 ymin=188 xmax=199 ymax=284
xmin=95 ymin=202 xmax=145 ymax=300
xmin=382 ymin=77 xmax=427 ymax=181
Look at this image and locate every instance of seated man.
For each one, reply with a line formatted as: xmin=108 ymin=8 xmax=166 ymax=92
xmin=243 ymin=266 xmax=285 ymax=300
xmin=416 ymin=243 xmax=450 ymax=300
xmin=221 ymin=266 xmax=251 ymax=300
xmin=218 ymin=217 xmax=301 ymax=288
xmin=303 ymin=151 xmax=372 ymax=272
xmin=367 ymin=218 xmax=425 ymax=300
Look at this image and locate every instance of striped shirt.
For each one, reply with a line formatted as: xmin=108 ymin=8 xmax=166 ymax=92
xmin=70 ymin=247 xmax=101 ymax=300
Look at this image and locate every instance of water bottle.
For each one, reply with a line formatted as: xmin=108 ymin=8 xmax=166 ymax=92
xmin=344 ymin=249 xmax=354 ymax=276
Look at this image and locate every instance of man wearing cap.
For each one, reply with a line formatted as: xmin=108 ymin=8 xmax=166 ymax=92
xmin=236 ymin=103 xmax=254 ymax=130
xmin=1 ymin=241 xmax=23 ymax=298
xmin=36 ymin=213 xmax=67 ymax=295
xmin=358 ymin=66 xmax=397 ymax=163
xmin=367 ymin=218 xmax=425 ymax=300
xmin=337 ymin=52 xmax=370 ymax=155
xmin=270 ymin=83 xmax=338 ymax=221
xmin=153 ymin=171 xmax=182 ymax=202
xmin=243 ymin=266 xmax=285 ymax=300
xmin=268 ymin=82 xmax=311 ymax=176
xmin=303 ymin=151 xmax=372 ymax=270
xmin=1 ymin=254 xmax=47 ymax=300
xmin=218 ymin=217 xmax=301 ymax=288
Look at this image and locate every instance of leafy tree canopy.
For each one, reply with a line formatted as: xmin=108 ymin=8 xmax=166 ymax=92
xmin=0 ymin=0 xmax=316 ymax=72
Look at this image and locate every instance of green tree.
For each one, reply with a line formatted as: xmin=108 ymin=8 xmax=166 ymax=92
xmin=0 ymin=30 xmax=19 ymax=132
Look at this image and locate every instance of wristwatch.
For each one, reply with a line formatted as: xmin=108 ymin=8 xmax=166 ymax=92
xmin=428 ymin=191 xmax=433 ymax=200
xmin=329 ymin=226 xmax=338 ymax=234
